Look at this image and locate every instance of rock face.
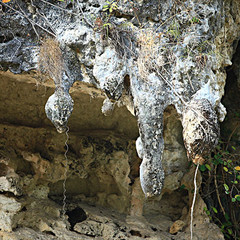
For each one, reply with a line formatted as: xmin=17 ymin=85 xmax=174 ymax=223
xmin=182 ymin=98 xmax=220 ymax=165
xmin=1 ymin=0 xmax=240 ymax=239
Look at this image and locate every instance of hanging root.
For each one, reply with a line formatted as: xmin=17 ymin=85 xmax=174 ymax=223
xmin=190 ymin=162 xmax=200 ymax=240
xmin=62 ymin=126 xmax=69 ymax=221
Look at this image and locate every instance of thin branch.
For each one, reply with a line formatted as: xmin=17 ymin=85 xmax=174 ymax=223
xmin=16 ymin=2 xmax=40 ymax=40
xmin=226 ymin=123 xmax=239 ymax=150
xmin=214 ymin=165 xmax=226 ymax=215
xmin=1 ymin=2 xmax=56 ymax=37
xmin=35 ymin=8 xmax=56 ymax=35
xmin=39 ymin=0 xmax=94 ymax=28
xmin=75 ymin=0 xmax=94 ymax=28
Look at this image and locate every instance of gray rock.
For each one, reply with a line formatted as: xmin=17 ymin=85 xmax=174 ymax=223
xmin=182 ymin=98 xmax=220 ymax=164
xmin=45 ymin=88 xmax=74 ymax=133
xmin=0 ymin=0 xmax=239 ymax=198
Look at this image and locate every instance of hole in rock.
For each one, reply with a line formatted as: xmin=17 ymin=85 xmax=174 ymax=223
xmin=130 ymin=229 xmax=142 ymax=237
xmin=66 ymin=2 xmax=73 ymax=9
xmin=66 ymin=207 xmax=87 ymax=230
xmin=151 ymin=227 xmax=157 ymax=232
xmin=0 ymin=163 xmax=8 ymax=176
xmin=124 ymin=75 xmax=130 ymax=90
xmin=44 ymin=231 xmax=56 ymax=236
xmin=0 ymin=33 xmax=14 ymax=43
xmin=21 ymin=206 xmax=27 ymax=212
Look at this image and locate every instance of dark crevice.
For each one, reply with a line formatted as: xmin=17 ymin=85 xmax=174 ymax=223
xmin=221 ymin=39 xmax=240 ymax=140
xmin=0 ymin=35 xmax=15 ymax=43
xmin=130 ymin=229 xmax=142 ymax=237
xmin=44 ymin=231 xmax=56 ymax=236
xmin=114 ymin=11 xmax=134 ymax=20
xmin=151 ymin=227 xmax=157 ymax=232
xmin=66 ymin=207 xmax=87 ymax=230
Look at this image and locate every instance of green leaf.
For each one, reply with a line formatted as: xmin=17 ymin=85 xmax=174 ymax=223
xmin=205 ymin=164 xmax=211 ymax=171
xmin=216 ymin=145 xmax=221 ymax=150
xmin=224 ymin=184 xmax=229 ymax=191
xmin=199 ymin=165 xmax=206 ymax=172
xmin=232 ymin=146 xmax=236 ymax=150
xmin=232 ymin=198 xmax=236 ymax=202
xmin=223 ymin=167 xmax=228 ymax=172
xmin=237 ymin=175 xmax=240 ymax=180
xmin=219 ymin=158 xmax=224 ymax=164
xmin=234 ymin=180 xmax=238 ymax=184
xmin=225 ymin=234 xmax=231 ymax=239
xmin=103 ymin=23 xmax=111 ymax=27
xmin=224 ymin=213 xmax=230 ymax=221
xmin=228 ymin=229 xmax=233 ymax=235
xmin=235 ymin=195 xmax=240 ymax=201
xmin=212 ymin=207 xmax=218 ymax=213
xmin=180 ymin=184 xmax=186 ymax=189
xmin=206 ymin=210 xmax=210 ymax=216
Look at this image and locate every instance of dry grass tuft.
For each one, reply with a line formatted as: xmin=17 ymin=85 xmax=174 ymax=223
xmin=137 ymin=30 xmax=158 ymax=80
xmin=38 ymin=38 xmax=63 ymax=86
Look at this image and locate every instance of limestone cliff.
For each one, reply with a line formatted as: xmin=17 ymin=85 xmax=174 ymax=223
xmin=0 ymin=0 xmax=240 ymax=239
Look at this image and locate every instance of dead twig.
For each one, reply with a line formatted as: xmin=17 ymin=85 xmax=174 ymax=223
xmin=1 ymin=2 xmax=56 ymax=38
xmin=225 ymin=123 xmax=240 ymax=150
xmin=214 ymin=165 xmax=226 ymax=216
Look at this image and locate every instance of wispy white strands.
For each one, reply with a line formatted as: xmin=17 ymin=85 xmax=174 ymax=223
xmin=190 ymin=163 xmax=200 ymax=240
xmin=62 ymin=126 xmax=69 ymax=220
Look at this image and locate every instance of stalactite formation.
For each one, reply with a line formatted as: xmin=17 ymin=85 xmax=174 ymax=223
xmin=0 ymin=0 xmax=238 ymax=198
xmin=182 ymin=98 xmax=220 ymax=165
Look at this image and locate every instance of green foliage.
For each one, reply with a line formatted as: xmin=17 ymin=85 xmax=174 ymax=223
xmin=201 ymin=142 xmax=240 ymax=239
xmin=93 ymin=1 xmax=120 ymax=41
xmin=212 ymin=207 xmax=218 ymax=214
xmin=167 ymin=20 xmax=181 ymax=41
xmin=180 ymin=184 xmax=186 ymax=189
xmin=205 ymin=164 xmax=211 ymax=171
xmin=103 ymin=0 xmax=118 ymax=13
xmin=190 ymin=16 xmax=200 ymax=24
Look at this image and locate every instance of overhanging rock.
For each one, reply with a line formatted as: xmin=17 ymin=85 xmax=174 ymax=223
xmin=1 ymin=0 xmax=240 ymax=197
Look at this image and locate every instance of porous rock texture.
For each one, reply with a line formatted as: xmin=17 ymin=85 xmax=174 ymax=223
xmin=0 ymin=0 xmax=240 ymax=239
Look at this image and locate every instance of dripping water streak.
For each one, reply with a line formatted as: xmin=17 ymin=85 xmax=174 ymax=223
xmin=62 ymin=126 xmax=69 ymax=220
xmin=190 ymin=163 xmax=199 ymax=240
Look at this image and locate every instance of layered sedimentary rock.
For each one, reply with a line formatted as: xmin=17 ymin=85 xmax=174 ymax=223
xmin=1 ymin=0 xmax=240 ymax=239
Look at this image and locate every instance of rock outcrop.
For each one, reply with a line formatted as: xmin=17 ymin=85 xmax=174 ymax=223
xmin=1 ymin=0 xmax=240 ymax=239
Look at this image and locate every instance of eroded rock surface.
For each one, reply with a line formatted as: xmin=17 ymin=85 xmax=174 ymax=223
xmin=0 ymin=76 xmax=224 ymax=239
xmin=1 ymin=0 xmax=239 ymax=197
xmin=1 ymin=0 xmax=239 ymax=239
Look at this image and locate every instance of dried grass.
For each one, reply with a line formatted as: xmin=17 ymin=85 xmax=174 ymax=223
xmin=38 ymin=38 xmax=63 ymax=87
